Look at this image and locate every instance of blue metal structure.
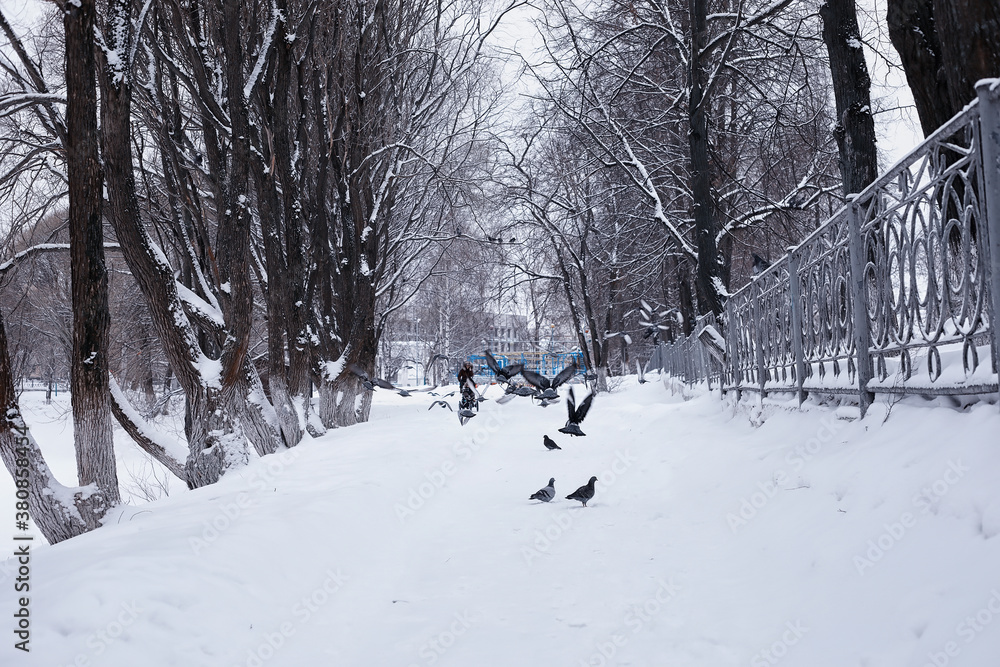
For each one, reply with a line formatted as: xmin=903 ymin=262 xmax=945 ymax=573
xmin=467 ymin=351 xmax=586 ymax=383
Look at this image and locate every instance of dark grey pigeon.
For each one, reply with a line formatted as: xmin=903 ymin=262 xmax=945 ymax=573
xmin=530 ymin=478 xmax=556 ymax=502
xmin=566 ymin=476 xmax=598 ymax=506
xmin=428 ymin=400 xmax=453 ymax=411
xmin=558 ymin=386 xmax=594 ymax=436
xmin=346 ymin=363 xmax=395 ymax=392
xmin=521 ymin=362 xmax=577 ymax=400
xmin=543 ymin=435 xmax=561 ymax=451
xmin=484 ymin=349 xmax=524 ymax=384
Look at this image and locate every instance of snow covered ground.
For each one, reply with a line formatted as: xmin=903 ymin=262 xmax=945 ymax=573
xmin=2 ymin=379 xmax=1000 ymax=666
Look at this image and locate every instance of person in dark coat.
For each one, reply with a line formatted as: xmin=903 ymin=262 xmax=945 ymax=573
xmin=457 ymin=361 xmax=476 ymax=388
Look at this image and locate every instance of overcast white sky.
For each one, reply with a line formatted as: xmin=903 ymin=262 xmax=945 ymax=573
xmin=0 ymin=0 xmax=47 ymax=32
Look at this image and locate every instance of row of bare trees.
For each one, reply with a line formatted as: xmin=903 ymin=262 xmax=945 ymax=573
xmin=0 ymin=0 xmax=515 ymax=542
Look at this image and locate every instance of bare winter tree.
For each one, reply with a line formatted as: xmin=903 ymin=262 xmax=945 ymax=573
xmin=518 ymin=0 xmax=839 ymax=324
xmin=64 ymin=0 xmax=120 ymax=509
xmin=0 ymin=1 xmax=122 ymax=543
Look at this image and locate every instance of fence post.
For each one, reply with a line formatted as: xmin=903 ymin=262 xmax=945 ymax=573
xmin=976 ymin=80 xmax=1000 ymax=406
xmin=750 ymin=279 xmax=767 ymax=397
xmin=847 ymin=199 xmax=874 ymax=416
xmin=786 ymin=248 xmax=806 ymax=407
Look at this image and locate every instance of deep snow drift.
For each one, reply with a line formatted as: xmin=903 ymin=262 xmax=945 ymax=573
xmin=2 ymin=379 xmax=999 ymax=666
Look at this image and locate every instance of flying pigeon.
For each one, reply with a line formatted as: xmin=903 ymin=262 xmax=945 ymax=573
xmin=347 ymin=363 xmax=395 ymax=391
xmin=484 ymin=350 xmax=523 ymax=383
xmin=543 ymin=435 xmax=561 ymax=450
xmin=636 ymin=359 xmax=647 ymax=384
xmin=465 ymin=379 xmax=489 ymax=403
xmin=530 ymin=478 xmax=556 ymax=502
xmin=521 ymin=362 xmax=577 ymax=400
xmin=428 ymin=400 xmax=453 ymax=411
xmin=566 ymin=476 xmax=598 ymax=507
xmin=558 ymin=386 xmax=594 ymax=437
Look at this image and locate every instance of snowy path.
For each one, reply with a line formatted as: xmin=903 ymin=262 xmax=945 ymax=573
xmin=3 ymin=381 xmax=1000 ymax=666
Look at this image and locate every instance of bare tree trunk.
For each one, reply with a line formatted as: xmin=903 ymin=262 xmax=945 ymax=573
xmin=0 ymin=306 xmax=104 ymax=543
xmin=678 ymin=265 xmax=696 ymax=337
xmin=271 ymin=0 xmax=311 ymax=406
xmin=65 ymin=0 xmax=119 ymax=508
xmin=109 ymin=376 xmax=187 ymax=480
xmin=98 ymin=0 xmax=261 ymax=487
xmin=888 ymin=0 xmax=1000 ymax=137
xmin=688 ymin=0 xmax=723 ymax=316
xmin=886 ymin=0 xmax=951 ymax=137
xmin=250 ymin=129 xmax=303 ymax=448
xmin=821 ymin=0 xmax=878 ymax=195
xmin=934 ymin=0 xmax=1000 ymax=112
xmin=329 ymin=374 xmax=374 ymax=427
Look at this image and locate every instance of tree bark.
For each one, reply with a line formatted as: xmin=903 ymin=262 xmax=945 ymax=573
xmin=65 ymin=0 xmax=120 ymax=508
xmin=688 ymin=0 xmax=723 ymax=316
xmin=934 ymin=0 xmax=1000 ymax=114
xmin=888 ymin=0 xmax=1000 ymax=137
xmin=821 ymin=0 xmax=879 ymax=196
xmin=886 ymin=0 xmax=948 ymax=137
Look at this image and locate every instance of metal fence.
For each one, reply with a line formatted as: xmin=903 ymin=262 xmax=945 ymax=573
xmin=649 ymin=81 xmax=1000 ymax=414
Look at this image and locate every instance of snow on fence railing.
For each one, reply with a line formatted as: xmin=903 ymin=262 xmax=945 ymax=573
xmin=648 ymin=80 xmax=1000 ymax=415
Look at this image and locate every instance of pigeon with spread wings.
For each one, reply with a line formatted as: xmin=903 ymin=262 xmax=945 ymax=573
xmin=347 ymin=363 xmax=422 ymax=397
xmin=520 ymin=361 xmax=577 ymax=401
xmin=483 ymin=349 xmax=523 ymax=384
xmin=346 ymin=363 xmax=395 ymax=391
xmin=558 ymin=386 xmax=594 ymax=436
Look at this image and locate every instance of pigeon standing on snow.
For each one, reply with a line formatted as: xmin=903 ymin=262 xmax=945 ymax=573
xmin=543 ymin=435 xmax=561 ymax=451
xmin=558 ymin=386 xmax=594 ymax=436
xmin=566 ymin=476 xmax=598 ymax=506
xmin=529 ymin=478 xmax=556 ymax=502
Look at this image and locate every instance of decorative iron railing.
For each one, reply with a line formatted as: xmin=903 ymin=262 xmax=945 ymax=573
xmin=649 ymin=81 xmax=1000 ymax=414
